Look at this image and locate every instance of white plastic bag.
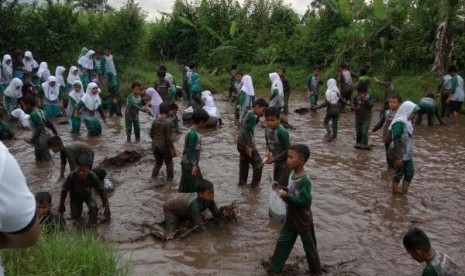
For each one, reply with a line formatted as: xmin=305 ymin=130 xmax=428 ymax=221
xmin=269 ymin=183 xmax=286 ymax=223
xmin=103 ymin=177 xmax=114 ymax=191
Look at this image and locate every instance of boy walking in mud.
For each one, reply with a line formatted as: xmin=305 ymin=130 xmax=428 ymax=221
xmin=264 ymin=107 xmax=290 ymax=188
xmin=352 ymin=83 xmax=374 ymax=150
xmin=125 ymin=81 xmax=148 ymax=143
xmin=237 ymin=98 xmax=268 ymax=187
xmin=307 ymin=64 xmax=323 ymax=108
xmin=268 ymin=144 xmax=321 ymax=275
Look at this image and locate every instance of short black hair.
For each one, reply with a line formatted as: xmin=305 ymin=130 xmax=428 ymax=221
xmin=105 ymin=46 xmax=112 ymax=50
xmin=188 ymin=61 xmax=197 ymax=69
xmin=426 ymin=93 xmax=435 ymax=99
xmin=448 ymin=65 xmax=458 ymax=73
xmin=197 ymin=179 xmax=214 ymax=193
xmin=265 ymin=107 xmax=281 ymax=119
xmin=159 ymin=102 xmax=170 ymax=115
xmin=357 ymin=83 xmax=368 ymax=93
xmin=231 ymin=64 xmax=237 ymax=70
xmin=47 ymin=135 xmax=63 ymax=148
xmin=313 ymin=64 xmax=321 ymax=71
xmin=289 ymin=144 xmax=311 ymax=163
xmin=359 ymin=65 xmax=368 ymax=75
xmin=389 ymin=93 xmax=402 ymax=103
xmin=170 ymin=103 xmax=178 ymax=111
xmin=278 ymin=67 xmax=286 ymax=73
xmin=340 ymin=61 xmax=348 ymax=69
xmin=131 ymin=81 xmax=142 ymax=89
xmin=23 ymin=95 xmax=37 ymax=107
xmin=253 ymin=98 xmax=268 ymax=108
xmin=403 ymin=227 xmax=432 ymax=252
xmin=192 ymin=108 xmax=210 ymax=124
xmin=159 ymin=65 xmax=167 ymax=72
xmin=35 ymin=191 xmax=52 ymax=204
xmin=76 ymin=155 xmax=93 ymax=168
xmin=157 ymin=70 xmax=166 ymax=78
xmin=235 ymin=71 xmax=243 ymax=76
xmin=179 ymin=60 xmax=187 ymax=65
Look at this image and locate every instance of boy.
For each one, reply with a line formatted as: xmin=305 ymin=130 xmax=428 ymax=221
xmin=0 ymin=118 xmax=14 ymax=140
xmin=125 ymin=81 xmax=148 ymax=143
xmin=354 ymin=65 xmax=376 ymax=95
xmin=389 ymin=101 xmax=418 ymax=194
xmin=307 ymin=64 xmax=323 ymax=108
xmin=169 ymin=102 xmax=180 ymax=134
xmin=24 ymin=95 xmax=58 ymax=161
xmin=337 ymin=61 xmax=355 ymax=105
xmin=106 ymin=71 xmax=122 ymax=117
xmin=237 ymin=98 xmax=268 ymax=187
xmin=278 ymin=67 xmax=291 ymax=115
xmin=159 ymin=65 xmax=177 ymax=102
xmin=268 ymin=144 xmax=321 ymax=275
xmin=164 ymin=179 xmax=220 ymax=240
xmin=438 ymin=68 xmax=452 ymax=117
xmin=229 ymin=64 xmax=238 ymax=99
xmin=150 ymin=102 xmax=175 ymax=184
xmin=313 ymin=79 xmax=343 ymax=141
xmin=35 ymin=191 xmax=65 ymax=232
xmin=374 ymin=75 xmax=395 ymax=115
xmin=47 ymin=136 xmax=94 ymax=179
xmin=416 ymin=93 xmax=445 ymax=127
xmin=58 ymin=155 xmax=111 ymax=224
xmin=372 ymin=94 xmax=402 ymax=168
xmin=448 ymin=65 xmax=464 ymax=126
xmin=189 ymin=62 xmax=202 ymax=108
xmin=265 ymin=107 xmax=291 ymax=188
xmin=232 ymin=71 xmax=243 ymax=120
xmin=155 ymin=70 xmax=170 ymax=102
xmin=179 ymin=60 xmax=190 ymax=103
xmin=403 ymin=227 xmax=464 ymax=275
xmin=352 ymin=83 xmax=374 ymax=150
xmin=179 ymin=108 xmax=210 ymax=193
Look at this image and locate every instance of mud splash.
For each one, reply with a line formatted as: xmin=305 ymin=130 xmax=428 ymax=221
xmin=260 ymin=257 xmax=360 ymax=276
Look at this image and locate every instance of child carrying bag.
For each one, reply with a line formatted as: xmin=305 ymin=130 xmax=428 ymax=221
xmin=269 ymin=182 xmax=286 ymax=223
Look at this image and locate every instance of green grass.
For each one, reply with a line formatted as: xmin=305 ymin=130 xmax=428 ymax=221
xmin=1 ymin=230 xmax=130 ymax=276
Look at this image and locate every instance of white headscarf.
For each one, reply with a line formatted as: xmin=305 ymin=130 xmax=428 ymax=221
xmin=69 ymin=80 xmax=84 ymax=102
xmin=104 ymin=54 xmax=117 ymax=76
xmin=201 ymin=90 xmax=212 ymax=101
xmin=325 ymin=78 xmax=340 ymax=105
xmin=2 ymin=54 xmax=13 ymax=79
xmin=67 ymin=66 xmax=80 ymax=85
xmin=269 ymin=72 xmax=283 ymax=97
xmin=37 ymin=62 xmax=49 ymax=78
xmin=145 ymin=87 xmax=163 ymax=118
xmin=78 ymin=50 xmax=95 ymax=70
xmin=241 ymin=75 xmax=255 ymax=96
xmin=11 ymin=108 xmax=31 ymax=129
xmin=22 ymin=51 xmax=38 ymax=72
xmin=203 ymin=95 xmax=221 ymax=119
xmin=42 ymin=76 xmax=60 ymax=101
xmin=80 ymin=82 xmax=102 ymax=111
xmin=389 ymin=101 xmax=418 ymax=135
xmin=55 ymin=66 xmax=66 ymax=88
xmin=4 ymin=78 xmax=23 ymax=98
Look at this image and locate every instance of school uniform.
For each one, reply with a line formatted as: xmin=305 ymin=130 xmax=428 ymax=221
xmin=66 ymin=80 xmax=84 ymax=133
xmin=239 ymin=75 xmax=255 ymax=122
xmin=353 ymin=93 xmax=374 ymax=147
xmin=373 ymin=109 xmax=397 ymax=168
xmin=269 ymin=73 xmax=284 ymax=109
xmin=265 ymin=124 xmax=290 ymax=187
xmin=40 ymin=76 xmax=63 ymax=119
xmin=179 ymin=128 xmax=203 ymax=192
xmin=318 ymin=79 xmax=342 ymax=139
xmin=416 ymin=97 xmax=439 ymax=126
xmin=77 ymin=50 xmax=95 ymax=89
xmin=237 ymin=111 xmax=262 ymax=186
xmin=450 ymin=74 xmax=464 ymax=113
xmin=307 ymin=74 xmax=321 ymax=107
xmin=78 ymin=83 xmax=104 ymax=137
xmin=3 ymin=78 xmax=22 ymax=115
xmin=125 ymin=93 xmax=142 ymax=142
xmin=29 ymin=109 xmax=55 ymax=161
xmin=282 ymin=76 xmax=291 ymax=114
xmin=60 ymin=141 xmax=95 ymax=172
xmin=0 ymin=55 xmax=13 ymax=97
xmin=150 ymin=116 xmax=174 ymax=180
xmin=106 ymin=72 xmax=122 ymax=117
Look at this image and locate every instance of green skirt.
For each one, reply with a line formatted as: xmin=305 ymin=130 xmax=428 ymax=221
xmin=69 ymin=116 xmax=81 ymax=133
xmin=43 ymin=104 xmax=62 ymax=120
xmin=84 ymin=118 xmax=102 ymax=136
xmin=178 ymin=163 xmax=202 ymax=193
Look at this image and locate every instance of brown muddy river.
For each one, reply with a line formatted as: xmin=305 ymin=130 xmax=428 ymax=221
xmin=5 ymin=91 xmax=465 ymax=275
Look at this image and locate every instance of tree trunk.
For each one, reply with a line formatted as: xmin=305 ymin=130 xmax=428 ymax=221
xmin=432 ymin=21 xmax=452 ymax=76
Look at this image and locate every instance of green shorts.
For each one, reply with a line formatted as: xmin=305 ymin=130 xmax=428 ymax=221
xmin=394 ymin=159 xmax=414 ymax=182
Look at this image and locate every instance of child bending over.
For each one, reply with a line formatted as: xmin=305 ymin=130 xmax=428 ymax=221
xmin=416 ymin=93 xmax=445 ymax=127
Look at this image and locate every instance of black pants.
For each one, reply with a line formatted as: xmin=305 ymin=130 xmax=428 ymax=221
xmin=416 ymin=110 xmax=434 ymax=126
xmin=152 ymin=147 xmax=174 ymax=180
xmin=70 ymin=193 xmax=98 ymax=223
xmin=441 ymin=90 xmax=450 ymax=117
xmin=238 ymin=148 xmax=262 ymax=186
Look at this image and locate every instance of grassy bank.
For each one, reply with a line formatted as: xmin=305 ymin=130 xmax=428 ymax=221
xmin=1 ymin=230 xmax=130 ymax=276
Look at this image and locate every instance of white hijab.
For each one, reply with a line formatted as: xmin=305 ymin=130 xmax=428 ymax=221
xmin=2 ymin=54 xmax=13 ymax=78
xmin=37 ymin=62 xmax=49 ymax=78
xmin=55 ymin=66 xmax=66 ymax=88
xmin=23 ymin=51 xmax=38 ymax=72
xmin=201 ymin=90 xmax=212 ymax=100
xmin=241 ymin=75 xmax=255 ymax=96
xmin=69 ymin=80 xmax=84 ymax=102
xmin=4 ymin=78 xmax=23 ymax=98
xmin=104 ymin=54 xmax=117 ymax=76
xmin=145 ymin=87 xmax=163 ymax=118
xmin=11 ymin=108 xmax=31 ymax=129
xmin=325 ymin=78 xmax=340 ymax=105
xmin=389 ymin=101 xmax=418 ymax=135
xmin=78 ymin=50 xmax=95 ymax=70
xmin=42 ymin=76 xmax=60 ymax=101
xmin=67 ymin=66 xmax=80 ymax=85
xmin=269 ymin=72 xmax=283 ymax=97
xmin=81 ymin=82 xmax=102 ymax=111
xmin=203 ymin=95 xmax=221 ymax=118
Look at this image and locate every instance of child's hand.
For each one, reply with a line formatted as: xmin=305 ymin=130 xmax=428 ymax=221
xmin=279 ymin=188 xmax=287 ymax=198
xmin=246 ymin=146 xmax=253 ymax=158
xmin=191 ymin=165 xmax=199 ymax=176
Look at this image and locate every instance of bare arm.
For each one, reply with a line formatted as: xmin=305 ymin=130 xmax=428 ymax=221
xmin=0 ymin=215 xmax=40 ymax=249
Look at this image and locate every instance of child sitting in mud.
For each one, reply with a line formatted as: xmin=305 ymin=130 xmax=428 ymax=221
xmin=35 ymin=191 xmax=65 ymax=233
xmin=403 ymin=227 xmax=465 ymax=275
xmin=58 ymin=155 xmax=111 ymax=225
xmin=268 ymin=144 xmax=321 ymax=275
xmin=163 ymin=179 xmax=220 ymax=240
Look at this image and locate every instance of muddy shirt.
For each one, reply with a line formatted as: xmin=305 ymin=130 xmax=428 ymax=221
xmin=238 ymin=111 xmax=259 ymax=150
xmin=60 ymin=142 xmax=94 ymax=171
xmin=353 ymin=93 xmax=374 ymax=122
xmin=283 ymin=172 xmax=313 ymax=231
xmin=182 ymin=128 xmax=201 ymax=169
xmin=163 ymin=193 xmax=219 ymax=226
xmin=155 ymin=79 xmax=169 ymax=101
xmin=40 ymin=210 xmax=65 ymax=233
xmin=265 ymin=124 xmax=290 ymax=163
xmin=63 ymin=171 xmax=104 ymax=199
xmin=125 ymin=93 xmax=142 ymax=121
xmin=29 ymin=109 xmax=50 ymax=148
xmin=422 ymin=251 xmax=465 ymax=276
xmin=307 ymin=74 xmax=321 ymax=95
xmin=150 ymin=116 xmax=173 ymax=149
xmin=418 ymin=97 xmax=437 ymax=113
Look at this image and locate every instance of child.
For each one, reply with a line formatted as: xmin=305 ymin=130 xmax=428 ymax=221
xmin=47 ymin=136 xmax=94 ymax=179
xmin=101 ymin=46 xmax=117 ymax=77
xmin=268 ymin=144 xmax=321 ymax=275
xmin=232 ymin=71 xmax=243 ymax=120
xmin=237 ymin=98 xmax=268 ymax=187
xmin=372 ymin=94 xmax=402 ymax=168
xmin=164 ymin=178 xmax=220 ymax=240
xmin=35 ymin=191 xmax=65 ymax=232
xmin=54 ymin=66 xmax=66 ymax=95
xmin=307 ymin=64 xmax=323 ymax=108
xmin=22 ymin=51 xmax=39 ymax=77
xmin=19 ymin=73 xmax=38 ymax=110
xmin=77 ymin=49 xmax=95 ymax=88
xmin=24 ymin=95 xmax=58 ymax=161
xmin=352 ymin=83 xmax=374 ymax=150
xmin=155 ymin=70 xmax=170 ymax=101
xmin=39 ymin=76 xmax=63 ymax=119
xmin=3 ymin=77 xmax=23 ymax=115
xmin=77 ymin=82 xmax=106 ymax=137
xmin=313 ymin=79 xmax=342 ymax=141
xmin=389 ymin=101 xmax=418 ymax=194
xmin=269 ymin=72 xmax=284 ymax=109
xmin=67 ymin=66 xmax=80 ymax=90
xmin=354 ymin=65 xmax=376 ymax=95
xmin=12 ymin=50 xmax=24 ymax=79
xmin=202 ymin=90 xmax=222 ymax=127
xmin=0 ymin=54 xmax=13 ymax=97
xmin=278 ymin=67 xmax=291 ymax=115
xmin=106 ymin=71 xmax=122 ymax=117
xmin=416 ymin=93 xmax=445 ymax=127
xmin=229 ymin=64 xmax=238 ymax=99
xmin=337 ymin=61 xmax=355 ymax=104
xmin=189 ymin=63 xmax=202 ymax=108
xmin=179 ymin=60 xmax=190 ymax=103
xmin=0 ymin=118 xmax=14 ymax=140
xmin=150 ymin=102 xmax=175 ymax=183
xmin=159 ymin=65 xmax=177 ymax=102
xmin=438 ymin=67 xmax=452 ymax=117
xmin=179 ymin=108 xmax=210 ymax=193
xmin=37 ymin=62 xmax=50 ymax=84
xmin=66 ymin=80 xmax=84 ymax=133
xmin=58 ymin=155 xmax=111 ymax=224
xmin=145 ymin=87 xmax=163 ymax=118
xmin=168 ymin=102 xmax=180 ymax=134
xmin=374 ymin=75 xmax=395 ymax=115
xmin=239 ymin=74 xmax=255 ymax=122
xmin=403 ymin=227 xmax=464 ymax=275
xmin=448 ymin=65 xmax=464 ymax=126
xmin=125 ymin=81 xmax=148 ymax=143
xmin=265 ymin=107 xmax=290 ymax=188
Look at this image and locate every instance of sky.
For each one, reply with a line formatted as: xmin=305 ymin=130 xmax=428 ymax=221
xmin=107 ymin=0 xmax=310 ymax=21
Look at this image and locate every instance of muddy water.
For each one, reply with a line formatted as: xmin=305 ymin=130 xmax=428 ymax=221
xmin=5 ymin=91 xmax=465 ymax=275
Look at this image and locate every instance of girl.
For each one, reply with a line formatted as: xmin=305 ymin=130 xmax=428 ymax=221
xmin=314 ymin=79 xmax=342 ymax=141
xmin=145 ymin=87 xmax=163 ymax=119
xmin=269 ymin=72 xmax=284 ymax=109
xmin=39 ymin=76 xmax=63 ymax=119
xmin=55 ymin=66 xmax=66 ymax=95
xmin=77 ymin=49 xmax=95 ymax=88
xmin=37 ymin=62 xmax=50 ymax=83
xmin=0 ymin=55 xmax=13 ymax=97
xmin=22 ymin=51 xmax=39 ymax=75
xmin=67 ymin=80 xmax=84 ymax=133
xmin=201 ymin=90 xmax=222 ymax=127
xmin=67 ymin=66 xmax=80 ymax=87
xmin=77 ymin=82 xmax=106 ymax=137
xmin=239 ymin=75 xmax=255 ymax=121
xmin=3 ymin=78 xmax=23 ymax=115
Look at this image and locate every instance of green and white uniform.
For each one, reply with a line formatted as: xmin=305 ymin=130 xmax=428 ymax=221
xmin=265 ymin=124 xmax=290 ymax=187
xmin=179 ymin=128 xmax=203 ymax=193
xmin=124 ymin=93 xmax=142 ymax=142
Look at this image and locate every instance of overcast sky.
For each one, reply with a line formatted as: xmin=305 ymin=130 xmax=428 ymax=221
xmin=107 ymin=0 xmax=310 ymax=21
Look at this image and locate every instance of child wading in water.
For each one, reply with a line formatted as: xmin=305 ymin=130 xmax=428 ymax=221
xmin=269 ymin=72 xmax=284 ymax=110
xmin=307 ymin=64 xmax=322 ymax=109
xmin=353 ymin=83 xmax=374 ymax=150
xmin=77 ymin=82 xmax=106 ymax=137
xmin=179 ymin=108 xmax=210 ymax=193
xmin=125 ymin=81 xmax=148 ymax=143
xmin=388 ymin=101 xmax=418 ymax=194
xmin=268 ymin=144 xmax=321 ymax=275
xmin=313 ymin=79 xmax=343 ymax=141
xmin=66 ymin=80 xmax=84 ymax=134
